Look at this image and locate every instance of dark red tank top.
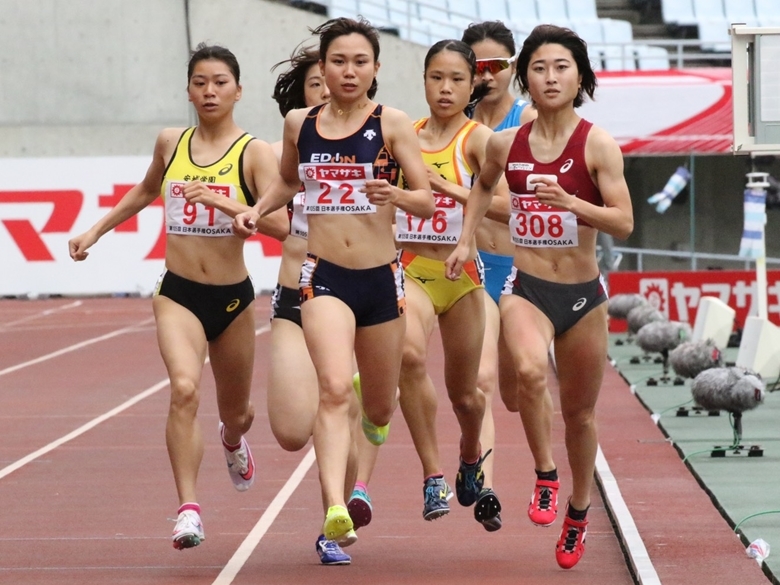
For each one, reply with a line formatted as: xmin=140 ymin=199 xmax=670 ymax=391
xmin=505 ymin=118 xmax=602 ymax=227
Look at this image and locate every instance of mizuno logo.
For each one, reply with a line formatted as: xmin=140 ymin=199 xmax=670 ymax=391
xmin=413 ymin=276 xmax=435 ymax=284
xmin=431 ymin=161 xmax=449 ymax=168
xmin=226 ymin=299 xmax=241 ymax=312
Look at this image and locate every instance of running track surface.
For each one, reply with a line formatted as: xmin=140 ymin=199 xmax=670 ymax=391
xmin=0 ymin=297 xmax=769 ymax=585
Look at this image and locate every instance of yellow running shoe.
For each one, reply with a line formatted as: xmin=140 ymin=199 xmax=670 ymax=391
xmin=323 ymin=505 xmax=355 ymax=545
xmin=352 ymin=373 xmax=390 ymax=446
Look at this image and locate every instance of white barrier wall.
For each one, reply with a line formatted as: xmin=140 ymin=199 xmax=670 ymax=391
xmin=0 ymin=0 xmax=430 ymax=158
xmin=0 ymin=157 xmax=282 ymax=296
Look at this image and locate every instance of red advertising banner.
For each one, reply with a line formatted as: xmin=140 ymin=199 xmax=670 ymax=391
xmin=608 ymin=270 xmax=780 ymax=332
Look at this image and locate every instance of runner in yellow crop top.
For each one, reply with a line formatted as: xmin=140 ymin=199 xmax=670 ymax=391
xmin=391 ymin=39 xmax=510 ymax=528
xmin=68 ymin=44 xmax=288 ymax=551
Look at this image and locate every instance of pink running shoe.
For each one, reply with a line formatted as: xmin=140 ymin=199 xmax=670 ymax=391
xmin=219 ymin=422 xmax=255 ymax=491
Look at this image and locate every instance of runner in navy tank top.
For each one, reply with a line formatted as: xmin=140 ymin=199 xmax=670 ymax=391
xmin=234 ymin=17 xmax=433 ymax=556
xmin=445 ymin=24 xmax=633 ymax=570
xmin=461 ymin=20 xmax=538 ymax=533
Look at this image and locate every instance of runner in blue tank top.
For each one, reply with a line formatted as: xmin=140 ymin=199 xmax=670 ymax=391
xmin=461 ymin=20 xmax=537 ymax=532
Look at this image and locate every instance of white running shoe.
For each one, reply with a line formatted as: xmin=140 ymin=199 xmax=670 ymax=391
xmin=219 ymin=422 xmax=255 ymax=491
xmin=172 ymin=509 xmax=205 ymax=550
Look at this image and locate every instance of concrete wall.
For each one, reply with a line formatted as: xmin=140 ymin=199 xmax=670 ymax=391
xmin=0 ymin=0 xmax=430 ymax=157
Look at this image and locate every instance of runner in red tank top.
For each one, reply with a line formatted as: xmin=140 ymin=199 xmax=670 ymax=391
xmin=445 ymin=24 xmax=633 ymax=570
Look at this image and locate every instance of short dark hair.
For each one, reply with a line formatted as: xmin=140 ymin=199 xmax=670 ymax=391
xmin=424 ymin=39 xmax=477 ymax=77
xmin=271 ymin=44 xmax=320 ymax=117
xmin=461 ymin=21 xmax=516 ymax=57
xmin=188 ymin=43 xmax=240 ymax=84
xmin=515 ymin=24 xmax=596 ymax=108
xmin=424 ymin=39 xmax=489 ymax=113
xmin=311 ymin=17 xmax=379 ymax=99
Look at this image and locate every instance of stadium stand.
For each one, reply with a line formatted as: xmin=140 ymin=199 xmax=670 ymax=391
xmin=293 ymin=0 xmax=763 ymax=70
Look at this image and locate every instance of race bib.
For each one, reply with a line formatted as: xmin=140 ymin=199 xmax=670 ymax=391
xmin=290 ymin=190 xmax=308 ymax=239
xmin=300 ymin=162 xmax=376 ymax=214
xmin=395 ymin=193 xmax=462 ymax=244
xmin=166 ymin=181 xmax=235 ymax=237
xmin=509 ymin=193 xmax=578 ymax=248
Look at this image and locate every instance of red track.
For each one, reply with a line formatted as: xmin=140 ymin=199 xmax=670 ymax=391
xmin=0 ymin=298 xmax=767 ymax=584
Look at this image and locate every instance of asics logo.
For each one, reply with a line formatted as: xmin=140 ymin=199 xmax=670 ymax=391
xmin=572 ymin=297 xmax=587 ymax=311
xmin=438 ymin=490 xmax=447 ymax=499
xmin=560 ymin=158 xmax=574 ymax=173
xmin=226 ymin=299 xmax=241 ymax=312
xmin=219 ymin=163 xmax=234 ymax=175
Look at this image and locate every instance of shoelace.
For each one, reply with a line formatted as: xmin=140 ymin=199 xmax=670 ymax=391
xmin=538 ymin=487 xmax=552 ymax=510
xmin=320 ymin=539 xmax=342 ymax=554
xmin=227 ymin=445 xmax=248 ymax=474
xmin=461 ymin=448 xmax=493 ymax=487
xmin=174 ymin=511 xmax=201 ymax=534
xmin=425 ymin=484 xmax=440 ymax=502
xmin=562 ymin=525 xmax=581 ymax=552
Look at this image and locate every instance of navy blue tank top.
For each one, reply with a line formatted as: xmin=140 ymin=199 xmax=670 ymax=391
xmin=297 ymin=103 xmax=399 ymax=186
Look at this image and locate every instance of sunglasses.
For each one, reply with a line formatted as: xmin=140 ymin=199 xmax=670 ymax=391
xmin=475 ymin=55 xmax=517 ymax=76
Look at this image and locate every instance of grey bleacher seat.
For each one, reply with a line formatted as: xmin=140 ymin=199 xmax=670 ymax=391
xmin=479 ymin=0 xmax=511 ymax=21
xmin=428 ymin=19 xmax=463 ymax=43
xmin=357 ymin=0 xmax=390 ymax=26
xmin=755 ymin=0 xmax=780 ymax=25
xmin=723 ymin=0 xmax=759 ymax=25
xmin=634 ymin=44 xmax=671 ymax=69
xmin=448 ymin=0 xmax=479 ymax=22
xmin=506 ymin=0 xmax=540 ymax=34
xmin=417 ymin=0 xmax=471 ymax=36
xmin=416 ymin=0 xmax=447 ymax=22
xmin=660 ymin=0 xmax=697 ymax=26
xmin=600 ymin=18 xmax=633 ymax=43
xmin=535 ymin=0 xmax=572 ymax=28
xmin=388 ymin=2 xmax=432 ymax=45
xmin=328 ymin=0 xmax=358 ymax=18
xmin=697 ymin=19 xmax=731 ymax=51
xmin=571 ymin=19 xmax=605 ymax=45
xmin=565 ymin=0 xmax=600 ymax=22
xmin=587 ymin=44 xmax=605 ymax=71
xmin=692 ymin=0 xmax=726 ymax=20
xmin=601 ymin=44 xmax=637 ymax=70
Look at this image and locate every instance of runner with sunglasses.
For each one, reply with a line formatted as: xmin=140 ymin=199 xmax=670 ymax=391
xmin=461 ymin=21 xmax=537 ymax=532
xmin=394 ymin=38 xmax=516 ymax=524
xmin=446 ymin=24 xmax=633 ymax=569
xmin=234 ymin=16 xmax=433 ymax=553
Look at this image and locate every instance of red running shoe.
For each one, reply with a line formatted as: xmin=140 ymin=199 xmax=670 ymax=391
xmin=555 ymin=514 xmax=588 ymax=569
xmin=528 ymin=478 xmax=559 ymax=526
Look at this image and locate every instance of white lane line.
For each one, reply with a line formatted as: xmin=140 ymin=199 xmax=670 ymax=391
xmin=0 ymin=378 xmax=169 ymax=481
xmin=0 ymin=323 xmax=271 ymax=481
xmin=0 ymin=319 xmax=154 ymax=378
xmin=595 ymin=445 xmax=662 ymax=585
xmin=212 ymin=447 xmax=317 ymax=585
xmin=0 ymin=300 xmax=83 ymax=329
